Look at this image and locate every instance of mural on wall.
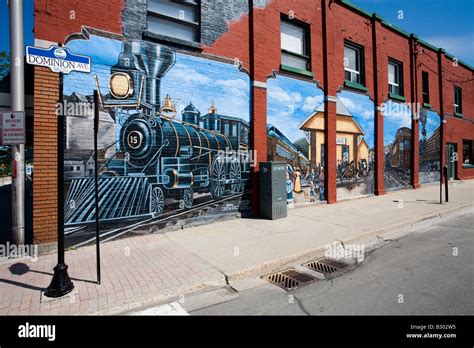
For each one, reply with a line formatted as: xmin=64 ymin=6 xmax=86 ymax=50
xmin=266 ymin=75 xmax=325 ymax=206
xmin=419 ymin=108 xmax=441 ymax=184
xmin=62 ymin=35 xmax=251 ymax=247
xmin=383 ymin=102 xmax=412 ymax=191
xmin=336 ymin=91 xmax=375 ymax=199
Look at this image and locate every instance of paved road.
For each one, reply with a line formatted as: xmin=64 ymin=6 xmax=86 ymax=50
xmin=190 ymin=213 xmax=474 ymax=315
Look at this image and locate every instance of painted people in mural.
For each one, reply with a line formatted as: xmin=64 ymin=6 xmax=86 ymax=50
xmin=419 ymin=108 xmax=441 ymax=184
xmin=266 ymin=75 xmax=326 ymax=206
xmin=61 ymin=35 xmax=251 ymax=247
xmin=383 ymin=101 xmax=412 ymax=191
xmin=336 ymin=91 xmax=375 ymax=199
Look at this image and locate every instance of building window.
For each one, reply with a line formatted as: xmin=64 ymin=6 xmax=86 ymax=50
xmin=454 ymin=86 xmax=462 ymax=115
xmin=344 ymin=41 xmax=364 ymax=85
xmin=463 ymin=140 xmax=473 ymax=167
xmin=147 ymin=0 xmax=200 ymax=43
xmin=280 ymin=18 xmax=310 ymax=72
xmin=388 ymin=59 xmax=403 ymax=96
xmin=422 ymin=71 xmax=430 ymax=104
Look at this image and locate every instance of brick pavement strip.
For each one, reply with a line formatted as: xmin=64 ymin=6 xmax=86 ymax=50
xmin=0 ymin=233 xmax=224 ymax=315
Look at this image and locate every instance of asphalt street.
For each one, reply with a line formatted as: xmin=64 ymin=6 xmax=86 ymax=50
xmin=190 ymin=212 xmax=474 ymax=315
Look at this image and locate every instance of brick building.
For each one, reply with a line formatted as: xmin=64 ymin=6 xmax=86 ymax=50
xmin=28 ymin=0 xmax=473 ymax=247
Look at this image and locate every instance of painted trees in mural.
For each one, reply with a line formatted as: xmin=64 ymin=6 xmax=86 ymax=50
xmin=383 ymin=101 xmax=412 ymax=191
xmin=266 ymin=75 xmax=325 ymax=206
xmin=62 ymin=35 xmax=251 ymax=247
xmin=419 ymin=108 xmax=441 ymax=184
xmin=336 ymin=91 xmax=375 ymax=199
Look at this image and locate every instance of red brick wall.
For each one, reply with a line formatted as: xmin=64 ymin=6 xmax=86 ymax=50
xmin=33 ymin=0 xmax=125 ymax=244
xmin=33 ymin=67 xmax=59 ymax=245
xmin=31 ymin=0 xmax=474 ymax=243
xmin=34 ymin=0 xmax=124 ymax=43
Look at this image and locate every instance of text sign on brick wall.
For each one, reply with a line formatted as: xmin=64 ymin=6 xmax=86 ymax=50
xmin=26 ymin=46 xmax=91 ymax=74
xmin=1 ymin=112 xmax=25 ymax=145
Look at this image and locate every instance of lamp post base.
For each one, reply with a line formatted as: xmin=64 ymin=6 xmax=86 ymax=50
xmin=44 ymin=264 xmax=74 ymax=298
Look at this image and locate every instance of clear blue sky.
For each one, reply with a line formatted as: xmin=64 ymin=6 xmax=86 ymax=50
xmin=0 ymin=0 xmax=34 ymax=53
xmin=351 ymin=0 xmax=474 ymax=65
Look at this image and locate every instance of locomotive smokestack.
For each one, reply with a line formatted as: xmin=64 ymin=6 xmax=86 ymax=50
xmin=140 ymin=43 xmax=175 ymax=114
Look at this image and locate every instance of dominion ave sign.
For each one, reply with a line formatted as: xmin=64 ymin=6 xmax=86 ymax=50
xmin=26 ymin=46 xmax=91 ymax=74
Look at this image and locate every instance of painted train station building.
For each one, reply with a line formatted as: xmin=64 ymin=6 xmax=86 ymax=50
xmin=2 ymin=0 xmax=473 ymax=249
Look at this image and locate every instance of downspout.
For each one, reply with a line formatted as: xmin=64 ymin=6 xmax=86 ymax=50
xmin=409 ymin=34 xmax=417 ymax=187
xmin=437 ymin=49 xmax=445 ymax=204
xmin=371 ymin=14 xmax=380 ymax=193
xmin=321 ymin=0 xmax=329 ymax=199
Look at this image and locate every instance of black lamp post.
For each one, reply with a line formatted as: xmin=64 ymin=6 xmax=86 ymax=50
xmin=44 ymin=69 xmax=74 ymax=298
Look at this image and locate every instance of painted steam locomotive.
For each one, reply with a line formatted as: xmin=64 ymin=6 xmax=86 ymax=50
xmin=64 ymin=41 xmax=250 ymax=225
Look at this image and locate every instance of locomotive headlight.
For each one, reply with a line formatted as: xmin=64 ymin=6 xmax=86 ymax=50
xmin=109 ymin=72 xmax=134 ymax=99
xmin=127 ymin=130 xmax=143 ymax=150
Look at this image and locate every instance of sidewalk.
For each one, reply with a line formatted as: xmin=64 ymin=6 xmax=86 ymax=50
xmin=1 ymin=180 xmax=472 ymax=315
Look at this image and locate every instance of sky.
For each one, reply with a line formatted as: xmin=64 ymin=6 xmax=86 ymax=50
xmin=351 ymin=0 xmax=474 ymax=66
xmin=0 ymin=0 xmax=34 ymax=53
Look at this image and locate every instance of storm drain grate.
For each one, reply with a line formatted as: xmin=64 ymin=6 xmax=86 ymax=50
xmin=263 ymin=269 xmax=314 ymax=291
xmin=303 ymin=258 xmax=350 ymax=275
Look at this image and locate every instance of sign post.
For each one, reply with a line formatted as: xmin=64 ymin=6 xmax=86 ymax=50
xmin=26 ymin=44 xmax=91 ymax=298
xmin=8 ymin=0 xmax=25 ymax=247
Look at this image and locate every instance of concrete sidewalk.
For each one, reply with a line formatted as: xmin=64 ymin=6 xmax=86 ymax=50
xmin=0 ymin=180 xmax=472 ymax=315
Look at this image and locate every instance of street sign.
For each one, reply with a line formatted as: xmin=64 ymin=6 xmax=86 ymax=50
xmin=1 ymin=111 xmax=25 ymax=145
xmin=26 ymin=46 xmax=91 ymax=74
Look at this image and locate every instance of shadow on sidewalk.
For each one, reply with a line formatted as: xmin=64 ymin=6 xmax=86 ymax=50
xmin=0 ymin=278 xmax=45 ymax=291
xmin=6 ymin=262 xmax=97 ymax=286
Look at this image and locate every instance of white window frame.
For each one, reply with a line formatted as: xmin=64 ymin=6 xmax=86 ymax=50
xmin=147 ymin=0 xmax=200 ymax=43
xmin=280 ymin=18 xmax=310 ymax=71
xmin=454 ymin=86 xmax=462 ymax=114
xmin=388 ymin=60 xmax=402 ymax=95
xmin=344 ymin=42 xmax=363 ymax=84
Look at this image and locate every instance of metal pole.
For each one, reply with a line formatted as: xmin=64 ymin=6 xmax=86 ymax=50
xmin=444 ymin=165 xmax=449 ymax=202
xmin=437 ymin=49 xmax=445 ymax=205
xmin=9 ymin=0 xmax=25 ymax=245
xmin=94 ymin=90 xmax=101 ymax=285
xmin=44 ymin=50 xmax=74 ymax=298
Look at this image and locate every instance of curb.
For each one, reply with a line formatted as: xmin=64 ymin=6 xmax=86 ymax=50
xmin=96 ymin=273 xmax=227 ymax=315
xmin=223 ymin=202 xmax=473 ymax=282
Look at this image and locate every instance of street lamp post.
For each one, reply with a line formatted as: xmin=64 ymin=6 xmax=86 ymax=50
xmin=44 ymin=56 xmax=74 ymax=298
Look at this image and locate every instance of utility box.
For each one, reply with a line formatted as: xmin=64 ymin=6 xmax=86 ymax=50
xmin=259 ymin=162 xmax=287 ymax=220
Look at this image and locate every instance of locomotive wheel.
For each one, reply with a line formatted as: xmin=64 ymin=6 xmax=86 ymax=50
xmin=211 ymin=156 xmax=226 ymax=199
xmin=181 ymin=188 xmax=194 ymax=209
xmin=150 ymin=186 xmax=165 ymax=215
xmin=229 ymin=160 xmax=242 ymax=194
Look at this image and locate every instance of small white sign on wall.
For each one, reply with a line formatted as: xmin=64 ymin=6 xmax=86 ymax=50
xmin=1 ymin=111 xmax=25 ymax=145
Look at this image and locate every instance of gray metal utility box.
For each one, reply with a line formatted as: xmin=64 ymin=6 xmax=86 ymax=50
xmin=259 ymin=162 xmax=288 ymax=220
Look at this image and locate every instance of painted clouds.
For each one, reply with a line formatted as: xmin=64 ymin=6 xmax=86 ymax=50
xmin=267 ymin=75 xmax=324 ymax=143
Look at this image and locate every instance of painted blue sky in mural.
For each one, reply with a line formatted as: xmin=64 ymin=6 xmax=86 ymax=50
xmin=421 ymin=110 xmax=441 ymax=138
xmin=382 ymin=101 xmax=412 ymax=145
xmin=267 ymin=75 xmax=324 ymax=143
xmin=337 ymin=91 xmax=375 ymax=149
xmin=161 ymin=54 xmax=249 ymax=121
xmin=64 ymin=35 xmax=250 ymax=121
